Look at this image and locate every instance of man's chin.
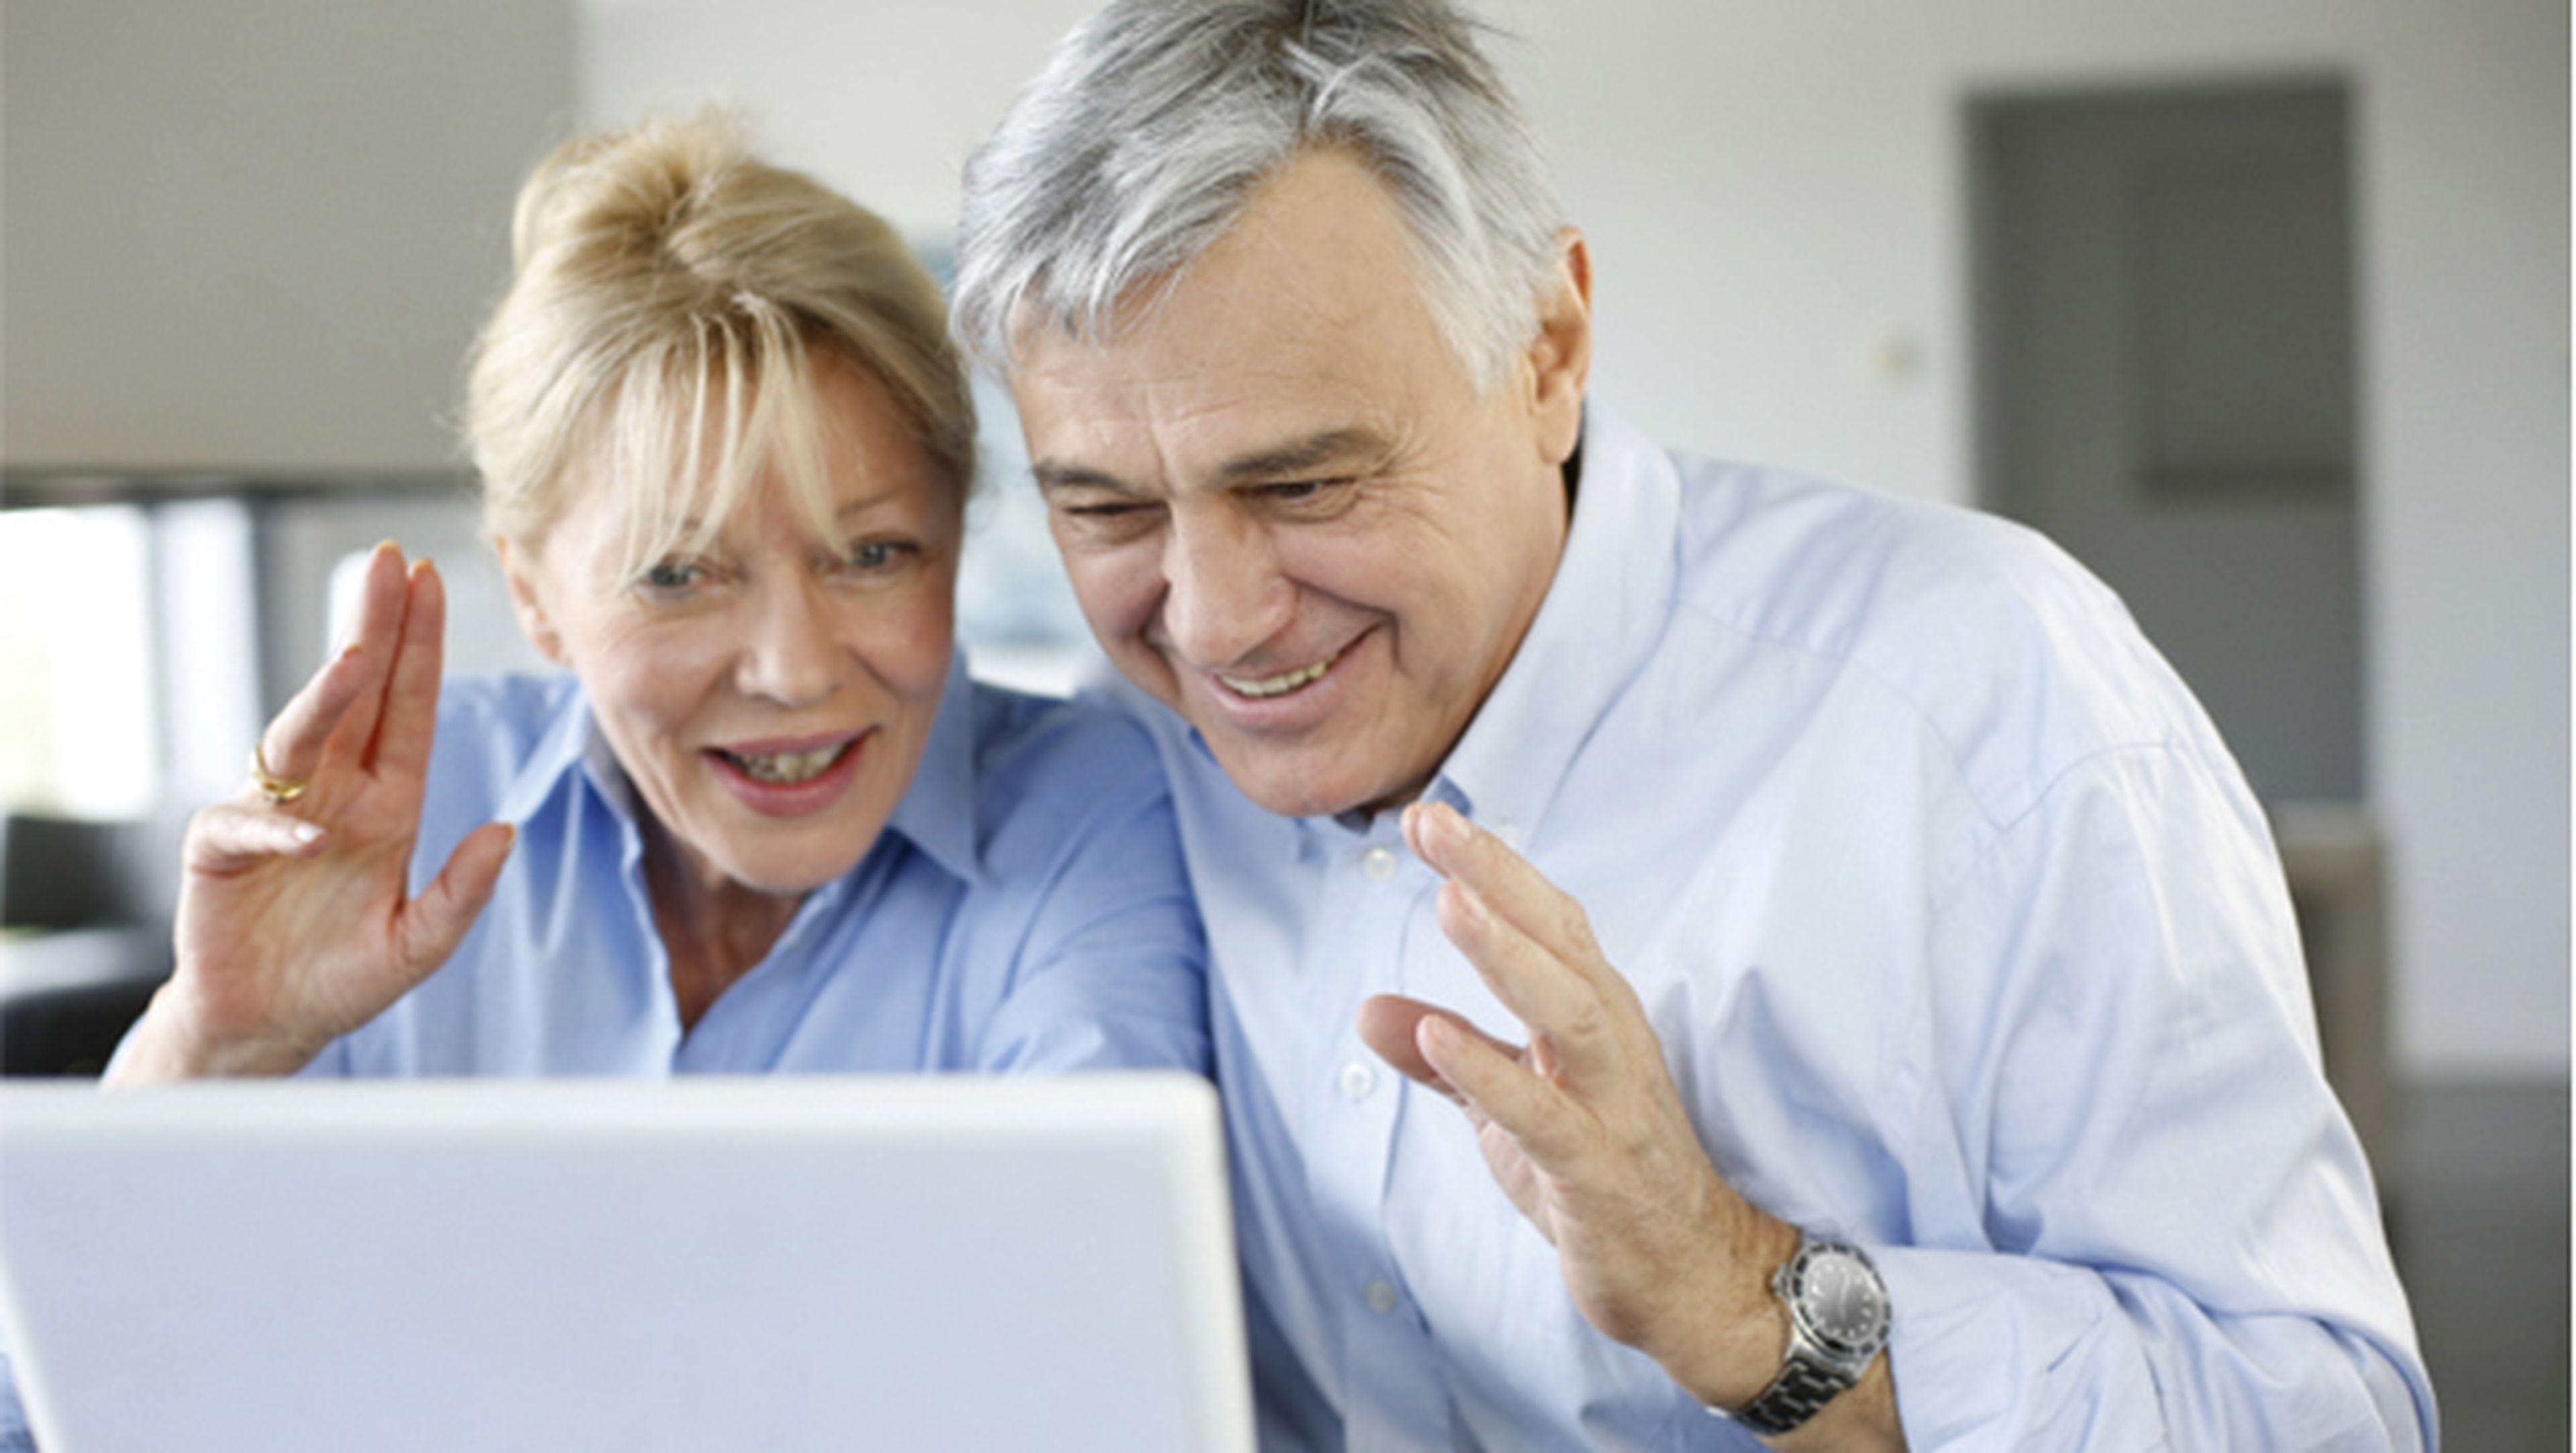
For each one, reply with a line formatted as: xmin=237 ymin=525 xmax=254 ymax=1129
xmin=1205 ymin=739 xmax=1401 ymax=822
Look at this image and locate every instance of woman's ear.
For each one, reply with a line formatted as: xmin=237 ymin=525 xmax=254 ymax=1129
xmin=1523 ymin=227 xmax=1593 ymax=468
xmin=494 ymin=535 xmax=569 ymax=665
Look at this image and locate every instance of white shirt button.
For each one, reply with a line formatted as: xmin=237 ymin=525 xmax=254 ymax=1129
xmin=1360 ymin=845 xmax=1399 ymax=882
xmin=1338 ymin=1061 xmax=1377 ymax=1101
xmin=1364 ymin=1280 xmax=1400 ymax=1314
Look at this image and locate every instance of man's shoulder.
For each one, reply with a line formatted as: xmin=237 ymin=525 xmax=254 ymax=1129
xmin=1662 ymin=453 xmax=2101 ymax=651
xmin=1654 ymin=450 xmax=2224 ymax=820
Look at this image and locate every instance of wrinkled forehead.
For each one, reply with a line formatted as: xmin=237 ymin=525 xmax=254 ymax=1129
xmin=1004 ymin=167 xmax=1464 ymax=490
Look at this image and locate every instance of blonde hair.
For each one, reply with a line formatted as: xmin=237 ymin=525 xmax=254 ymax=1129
xmin=465 ymin=110 xmax=974 ymax=580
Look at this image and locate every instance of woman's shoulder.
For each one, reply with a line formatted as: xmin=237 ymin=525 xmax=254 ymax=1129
xmin=426 ymin=671 xmax=586 ymax=812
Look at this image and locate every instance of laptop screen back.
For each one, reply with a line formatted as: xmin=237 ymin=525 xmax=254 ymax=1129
xmin=0 ymin=1074 xmax=1252 ymax=1453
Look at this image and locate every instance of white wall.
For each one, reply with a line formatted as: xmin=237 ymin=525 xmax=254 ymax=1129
xmin=576 ymin=0 xmax=1102 ymax=244
xmin=603 ymin=0 xmax=2561 ymax=1079
xmin=3 ymin=0 xmax=574 ymax=473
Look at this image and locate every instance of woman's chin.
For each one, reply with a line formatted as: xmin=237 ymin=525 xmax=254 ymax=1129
xmin=709 ymin=837 xmax=879 ymax=898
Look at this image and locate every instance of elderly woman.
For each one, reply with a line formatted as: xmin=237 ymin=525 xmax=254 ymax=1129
xmin=104 ymin=112 xmax=1209 ymax=1083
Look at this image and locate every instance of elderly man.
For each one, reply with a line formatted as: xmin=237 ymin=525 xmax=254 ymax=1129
xmin=955 ymin=1 xmax=2435 ymax=1447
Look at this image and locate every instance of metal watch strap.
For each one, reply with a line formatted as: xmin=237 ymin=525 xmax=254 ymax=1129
xmin=1725 ymin=1236 xmax=1887 ymax=1438
xmin=1733 ymin=1346 xmax=1854 ymax=1438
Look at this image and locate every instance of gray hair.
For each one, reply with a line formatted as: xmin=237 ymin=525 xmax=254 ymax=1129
xmin=953 ymin=0 xmax=1564 ymax=392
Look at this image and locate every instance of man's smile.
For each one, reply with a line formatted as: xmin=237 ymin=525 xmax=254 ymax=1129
xmin=1217 ymin=644 xmax=1347 ymax=699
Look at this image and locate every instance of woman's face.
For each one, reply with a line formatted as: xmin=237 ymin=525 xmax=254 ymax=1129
xmin=503 ymin=354 xmax=960 ymax=898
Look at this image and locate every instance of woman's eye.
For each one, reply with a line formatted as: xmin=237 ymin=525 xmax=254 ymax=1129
xmin=641 ymin=559 xmax=704 ymax=591
xmin=843 ymin=540 xmax=917 ymax=572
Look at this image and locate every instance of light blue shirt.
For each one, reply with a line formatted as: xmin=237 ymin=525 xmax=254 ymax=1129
xmin=301 ymin=656 xmax=1212 ymax=1079
xmin=1093 ymin=407 xmax=2435 ymax=1450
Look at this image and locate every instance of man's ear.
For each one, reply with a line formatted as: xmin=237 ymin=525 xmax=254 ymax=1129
xmin=1524 ymin=227 xmax=1594 ymax=468
xmin=494 ymin=534 xmax=570 ymax=665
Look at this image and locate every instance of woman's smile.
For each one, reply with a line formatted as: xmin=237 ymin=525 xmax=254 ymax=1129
xmin=704 ymin=729 xmax=871 ymax=816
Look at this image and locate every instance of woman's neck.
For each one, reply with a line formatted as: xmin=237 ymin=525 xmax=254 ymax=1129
xmin=640 ymin=824 xmax=804 ymax=1031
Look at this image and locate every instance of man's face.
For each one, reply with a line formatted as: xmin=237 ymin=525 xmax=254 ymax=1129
xmin=1009 ymin=150 xmax=1590 ymax=819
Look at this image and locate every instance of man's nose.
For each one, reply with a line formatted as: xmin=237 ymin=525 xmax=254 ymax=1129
xmin=1159 ymin=508 xmax=1293 ymax=669
xmin=734 ymin=574 xmax=850 ymax=706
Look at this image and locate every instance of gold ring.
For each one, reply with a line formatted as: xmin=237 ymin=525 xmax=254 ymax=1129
xmin=250 ymin=742 xmax=311 ymax=805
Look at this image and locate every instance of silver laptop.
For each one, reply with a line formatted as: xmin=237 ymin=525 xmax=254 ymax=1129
xmin=0 ymin=1074 xmax=1252 ymax=1453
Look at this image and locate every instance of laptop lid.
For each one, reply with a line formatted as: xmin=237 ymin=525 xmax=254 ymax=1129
xmin=0 ymin=1073 xmax=1252 ymax=1453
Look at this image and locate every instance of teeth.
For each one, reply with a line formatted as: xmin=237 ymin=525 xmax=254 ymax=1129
xmin=727 ymin=743 xmax=848 ymax=784
xmin=1219 ymin=649 xmax=1340 ymax=700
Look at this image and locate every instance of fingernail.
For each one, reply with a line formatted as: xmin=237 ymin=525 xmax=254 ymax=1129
xmin=1403 ymin=801 xmax=1451 ymax=859
xmin=290 ymin=821 xmax=323 ymax=845
xmin=374 ymin=539 xmax=400 ymax=555
xmin=1418 ymin=1014 xmax=1456 ymax=1056
xmin=409 ymin=555 xmax=436 ymax=579
xmin=1428 ymin=802 xmax=1470 ymax=853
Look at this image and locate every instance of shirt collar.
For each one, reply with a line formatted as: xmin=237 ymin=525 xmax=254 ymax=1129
xmin=494 ymin=678 xmax=597 ymax=826
xmin=883 ymin=653 xmax=986 ymax=887
xmin=488 ymin=654 xmax=988 ymax=887
xmin=1428 ymin=403 xmax=1681 ymax=846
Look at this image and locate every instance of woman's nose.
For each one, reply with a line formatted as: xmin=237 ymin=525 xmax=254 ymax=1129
xmin=733 ymin=575 xmax=850 ymax=706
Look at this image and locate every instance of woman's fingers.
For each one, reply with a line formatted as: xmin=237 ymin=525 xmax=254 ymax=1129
xmin=256 ymin=543 xmax=408 ymax=792
xmin=392 ymin=821 xmax=514 ymax=979
xmin=317 ymin=542 xmax=416 ymax=781
xmin=366 ymin=557 xmax=447 ymax=779
xmin=184 ymin=802 xmax=328 ymax=874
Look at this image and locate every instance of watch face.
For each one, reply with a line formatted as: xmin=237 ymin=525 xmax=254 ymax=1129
xmin=1794 ymin=1246 xmax=1890 ymax=1357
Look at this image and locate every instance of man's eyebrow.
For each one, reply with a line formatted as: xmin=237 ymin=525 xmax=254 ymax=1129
xmin=1031 ymin=461 xmax=1134 ymax=494
xmin=1216 ymin=427 xmax=1389 ymax=482
xmin=1032 ymin=427 xmax=1392 ymax=495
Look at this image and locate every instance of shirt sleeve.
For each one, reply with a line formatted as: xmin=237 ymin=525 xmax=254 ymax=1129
xmin=971 ymin=755 xmax=1212 ymax=1079
xmin=1877 ymin=745 xmax=2436 ymax=1450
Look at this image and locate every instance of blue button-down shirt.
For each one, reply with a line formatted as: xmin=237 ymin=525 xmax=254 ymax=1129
xmin=1094 ymin=407 xmax=2435 ymax=1450
xmin=297 ymin=655 xmax=1212 ymax=1079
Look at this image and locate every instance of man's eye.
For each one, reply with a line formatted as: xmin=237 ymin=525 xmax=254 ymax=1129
xmin=1258 ymin=478 xmax=1353 ymax=509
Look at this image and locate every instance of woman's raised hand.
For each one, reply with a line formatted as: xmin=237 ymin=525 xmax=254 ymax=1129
xmin=110 ymin=543 xmax=515 ymax=1083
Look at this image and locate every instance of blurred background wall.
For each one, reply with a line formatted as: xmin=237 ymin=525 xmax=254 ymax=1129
xmin=3 ymin=0 xmax=2562 ymax=1079
xmin=6 ymin=0 xmax=2564 ymax=1078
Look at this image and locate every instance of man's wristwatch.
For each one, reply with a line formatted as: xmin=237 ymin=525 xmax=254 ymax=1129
xmin=1729 ymin=1235 xmax=1891 ymax=1438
